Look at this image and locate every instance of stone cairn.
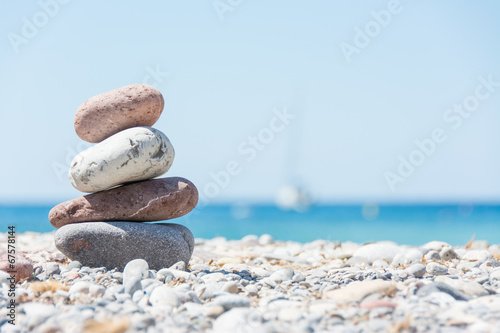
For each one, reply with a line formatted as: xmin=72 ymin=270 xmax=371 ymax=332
xmin=49 ymin=84 xmax=198 ymax=270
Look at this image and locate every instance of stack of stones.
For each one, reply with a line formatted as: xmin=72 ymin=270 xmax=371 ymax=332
xmin=49 ymin=84 xmax=198 ymax=270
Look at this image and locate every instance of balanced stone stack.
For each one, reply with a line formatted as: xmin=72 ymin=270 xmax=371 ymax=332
xmin=49 ymin=84 xmax=198 ymax=270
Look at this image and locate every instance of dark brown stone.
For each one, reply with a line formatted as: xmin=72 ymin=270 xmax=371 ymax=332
xmin=49 ymin=177 xmax=198 ymax=228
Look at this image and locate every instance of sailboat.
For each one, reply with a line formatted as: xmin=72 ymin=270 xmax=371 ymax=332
xmin=275 ymin=184 xmax=311 ymax=212
xmin=274 ymin=99 xmax=312 ymax=212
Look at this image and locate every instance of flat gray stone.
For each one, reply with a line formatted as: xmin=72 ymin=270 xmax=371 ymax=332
xmin=55 ymin=222 xmax=194 ymax=270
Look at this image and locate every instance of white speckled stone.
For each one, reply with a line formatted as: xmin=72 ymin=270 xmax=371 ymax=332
xmin=69 ymin=127 xmax=174 ymax=193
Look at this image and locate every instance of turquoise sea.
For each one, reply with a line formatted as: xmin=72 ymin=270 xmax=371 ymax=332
xmin=1 ymin=204 xmax=499 ymax=246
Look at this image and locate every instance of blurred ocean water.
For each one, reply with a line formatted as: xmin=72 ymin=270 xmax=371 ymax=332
xmin=1 ymin=204 xmax=499 ymax=246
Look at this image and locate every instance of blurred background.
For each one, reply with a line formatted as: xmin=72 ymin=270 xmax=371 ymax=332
xmin=1 ymin=1 xmax=500 ymax=244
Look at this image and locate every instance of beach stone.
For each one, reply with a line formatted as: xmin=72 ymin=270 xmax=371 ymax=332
xmin=292 ymin=272 xmax=306 ymax=282
xmin=217 ymin=257 xmax=243 ymax=265
xmin=164 ymin=269 xmax=194 ymax=281
xmin=435 ymin=276 xmax=489 ymax=298
xmin=440 ymin=247 xmax=458 ymax=260
xmin=372 ymin=260 xmax=389 ymax=268
xmin=424 ymin=250 xmax=441 ymax=261
xmin=49 ymin=177 xmax=198 ymax=228
xmin=205 ymin=305 xmax=226 ymax=318
xmin=270 ymin=268 xmax=294 ymax=283
xmin=463 ymin=250 xmax=492 ymax=262
xmin=490 ymin=270 xmax=500 ymax=280
xmin=69 ymin=127 xmax=174 ymax=193
xmin=66 ymin=261 xmax=82 ymax=271
xmin=213 ymin=294 xmax=251 ymax=310
xmin=23 ymin=303 xmax=58 ymax=331
xmin=457 ymin=260 xmax=480 ymax=272
xmin=156 ymin=269 xmax=174 ymax=283
xmin=259 ymin=234 xmax=274 ymax=245
xmin=221 ymin=282 xmax=239 ymax=294
xmin=125 ymin=276 xmax=143 ymax=295
xmin=278 ymin=307 xmax=303 ymax=322
xmin=421 ymin=241 xmax=451 ymax=253
xmin=469 ymin=240 xmax=490 ymax=250
xmin=105 ymin=284 xmax=125 ymax=296
xmin=417 ymin=282 xmax=468 ymax=300
xmin=352 ymin=243 xmax=404 ymax=265
xmin=213 ymin=308 xmax=263 ymax=332
xmin=150 ymin=285 xmax=180 ymax=308
xmin=123 ymin=259 xmax=149 ymax=285
xmin=89 ymin=284 xmax=105 ymax=297
xmin=69 ymin=281 xmax=91 ymax=294
xmin=426 ymin=262 xmax=448 ymax=276
xmin=360 ymin=299 xmax=397 ymax=310
xmin=0 ymin=270 xmax=11 ymax=286
xmin=406 ymin=264 xmax=426 ymax=278
xmin=130 ymin=314 xmax=156 ymax=330
xmin=0 ymin=255 xmax=33 ymax=282
xmin=54 ymin=222 xmax=194 ymax=270
xmin=404 ymin=249 xmax=424 ymax=264
xmin=43 ymin=262 xmax=60 ymax=276
xmin=326 ymin=280 xmax=395 ymax=302
xmin=140 ymin=278 xmax=159 ymax=290
xmin=169 ymin=261 xmax=186 ymax=271
xmin=75 ymin=84 xmax=164 ymax=143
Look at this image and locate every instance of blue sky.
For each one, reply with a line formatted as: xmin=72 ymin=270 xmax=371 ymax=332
xmin=1 ymin=0 xmax=499 ymax=204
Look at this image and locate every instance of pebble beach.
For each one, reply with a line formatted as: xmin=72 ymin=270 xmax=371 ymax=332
xmin=1 ymin=232 xmax=500 ymax=332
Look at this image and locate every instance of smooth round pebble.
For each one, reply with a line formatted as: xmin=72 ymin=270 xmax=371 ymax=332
xmin=424 ymin=251 xmax=441 ymax=261
xmin=123 ymin=259 xmax=149 ymax=285
xmin=406 ymin=263 xmax=426 ymax=278
xmin=205 ymin=305 xmax=226 ymax=318
xmin=213 ymin=294 xmax=250 ymax=310
xmin=89 ymin=284 xmax=106 ymax=297
xmin=426 ymin=262 xmax=448 ymax=276
xmin=258 ymin=234 xmax=274 ymax=245
xmin=125 ymin=276 xmax=143 ymax=295
xmin=150 ymin=285 xmax=180 ymax=308
xmin=221 ymin=282 xmax=239 ymax=294
xmin=66 ymin=261 xmax=82 ymax=271
xmin=75 ymin=84 xmax=164 ymax=143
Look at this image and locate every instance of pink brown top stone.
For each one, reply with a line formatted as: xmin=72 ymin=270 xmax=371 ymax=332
xmin=74 ymin=84 xmax=164 ymax=143
xmin=49 ymin=177 xmax=198 ymax=228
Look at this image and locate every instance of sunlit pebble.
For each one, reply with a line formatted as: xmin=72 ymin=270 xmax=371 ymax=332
xmin=4 ymin=232 xmax=500 ymax=331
